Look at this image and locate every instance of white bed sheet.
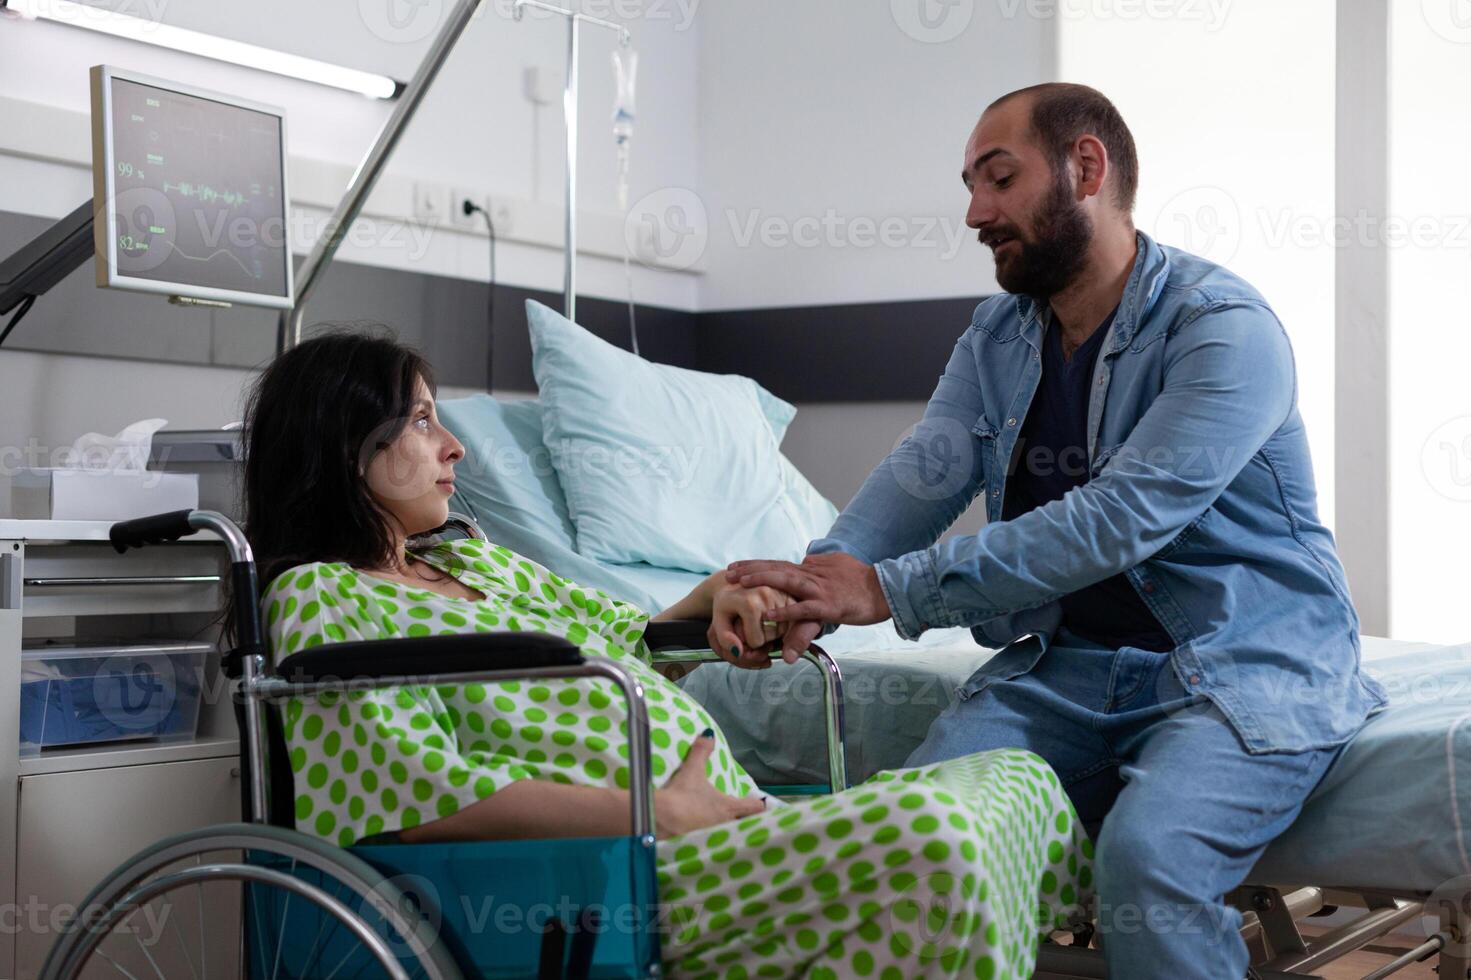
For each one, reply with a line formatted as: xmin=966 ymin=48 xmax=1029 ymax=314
xmin=684 ymin=632 xmax=1470 ymax=894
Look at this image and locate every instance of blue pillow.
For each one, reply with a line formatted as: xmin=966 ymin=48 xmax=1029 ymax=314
xmin=437 ymin=395 xmax=576 ymax=551
xmin=527 ymin=300 xmax=837 ymax=573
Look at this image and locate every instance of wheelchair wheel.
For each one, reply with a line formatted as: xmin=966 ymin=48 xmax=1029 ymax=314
xmin=40 ymin=822 xmax=465 ymax=980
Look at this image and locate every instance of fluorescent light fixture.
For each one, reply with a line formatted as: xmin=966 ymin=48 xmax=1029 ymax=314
xmin=3 ymin=0 xmax=402 ymax=100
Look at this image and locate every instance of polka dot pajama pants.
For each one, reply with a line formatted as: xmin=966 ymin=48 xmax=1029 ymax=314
xmin=656 ymin=750 xmax=1091 ymax=980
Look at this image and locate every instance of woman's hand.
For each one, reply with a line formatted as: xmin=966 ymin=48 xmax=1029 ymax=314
xmin=654 ymin=731 xmax=765 ymax=837
xmin=708 ymin=582 xmax=793 ymax=670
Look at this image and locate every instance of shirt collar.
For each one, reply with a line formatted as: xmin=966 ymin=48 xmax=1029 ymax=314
xmin=1013 ymin=230 xmax=1168 ymax=356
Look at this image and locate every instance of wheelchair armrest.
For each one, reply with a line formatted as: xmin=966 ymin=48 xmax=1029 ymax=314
xmin=643 ymin=619 xmax=713 ymax=651
xmin=274 ymin=632 xmax=583 ymax=684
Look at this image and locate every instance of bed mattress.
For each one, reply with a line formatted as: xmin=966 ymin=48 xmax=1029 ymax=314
xmin=1251 ymin=636 xmax=1471 ymax=893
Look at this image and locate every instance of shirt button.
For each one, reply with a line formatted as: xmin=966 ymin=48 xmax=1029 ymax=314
xmin=1097 ymin=376 xmax=1105 ymax=386
xmin=1143 ymin=582 xmax=1156 ymax=594
xmin=992 ymin=489 xmax=1001 ymax=497
xmin=1188 ymin=674 xmax=1201 ymax=685
xmin=1006 ymin=417 xmax=1017 ymax=427
xmin=920 ymin=622 xmax=930 ymax=631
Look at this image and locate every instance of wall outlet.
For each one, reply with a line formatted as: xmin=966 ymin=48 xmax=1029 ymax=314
xmin=449 ymin=189 xmax=480 ymax=230
xmin=412 ymin=182 xmax=447 ymax=224
xmin=522 ymin=66 xmax=560 ymax=106
xmin=489 ymin=198 xmax=514 ymax=236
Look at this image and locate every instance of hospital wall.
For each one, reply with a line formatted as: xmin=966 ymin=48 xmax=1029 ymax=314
xmin=1386 ymin=3 xmax=1471 ymax=644
xmin=0 ymin=1 xmax=1052 ymax=534
xmin=1059 ymin=1 xmax=1338 ymax=532
xmin=0 ymin=1 xmax=701 ymax=471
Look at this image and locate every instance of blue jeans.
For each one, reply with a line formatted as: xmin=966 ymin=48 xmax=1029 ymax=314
xmin=906 ymin=634 xmax=1341 ymax=979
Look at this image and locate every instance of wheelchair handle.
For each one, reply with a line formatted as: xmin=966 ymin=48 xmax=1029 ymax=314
xmin=111 ymin=509 xmax=254 ymax=565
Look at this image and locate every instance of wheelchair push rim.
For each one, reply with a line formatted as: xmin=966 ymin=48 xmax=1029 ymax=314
xmin=40 ymin=822 xmax=465 ymax=980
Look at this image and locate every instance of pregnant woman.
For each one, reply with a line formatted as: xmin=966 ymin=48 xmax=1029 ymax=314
xmin=245 ymin=330 xmax=1092 ymax=979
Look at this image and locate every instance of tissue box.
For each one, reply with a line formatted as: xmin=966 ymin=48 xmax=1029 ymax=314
xmin=3 ymin=468 xmax=199 ymax=521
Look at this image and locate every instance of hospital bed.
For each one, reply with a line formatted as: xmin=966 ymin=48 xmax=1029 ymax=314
xmin=690 ymin=632 xmax=1471 ymax=979
xmin=435 ymin=390 xmax=1469 ymax=979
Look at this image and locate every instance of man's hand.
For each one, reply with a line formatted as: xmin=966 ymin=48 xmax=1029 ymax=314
xmin=724 ymin=552 xmax=892 ymax=663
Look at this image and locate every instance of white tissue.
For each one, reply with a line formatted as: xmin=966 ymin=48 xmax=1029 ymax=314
xmin=62 ymin=419 xmax=168 ymax=473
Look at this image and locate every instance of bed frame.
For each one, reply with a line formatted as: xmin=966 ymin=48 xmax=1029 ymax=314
xmin=1035 ymin=884 xmax=1459 ymax=979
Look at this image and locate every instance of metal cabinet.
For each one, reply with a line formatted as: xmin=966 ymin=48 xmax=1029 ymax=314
xmin=0 ymin=521 xmax=241 ymax=979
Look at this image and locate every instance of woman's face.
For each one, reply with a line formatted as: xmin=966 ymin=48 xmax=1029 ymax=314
xmin=363 ymin=378 xmax=465 ymax=540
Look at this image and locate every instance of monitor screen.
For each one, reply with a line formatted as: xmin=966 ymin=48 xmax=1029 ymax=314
xmin=91 ymin=66 xmax=292 ymax=309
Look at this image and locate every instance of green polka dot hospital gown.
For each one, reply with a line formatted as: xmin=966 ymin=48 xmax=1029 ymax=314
xmin=267 ymin=538 xmax=1092 ymax=979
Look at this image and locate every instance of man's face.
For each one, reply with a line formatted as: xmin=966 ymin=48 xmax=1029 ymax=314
xmin=962 ymin=97 xmax=1093 ymax=300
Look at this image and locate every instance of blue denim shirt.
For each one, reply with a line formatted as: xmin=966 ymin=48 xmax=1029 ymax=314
xmin=810 ymin=232 xmax=1386 ymax=753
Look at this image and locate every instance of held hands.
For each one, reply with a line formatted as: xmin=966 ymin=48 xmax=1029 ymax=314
xmin=706 ymin=580 xmax=795 ymax=671
xmin=654 ymin=730 xmax=765 ymax=837
xmin=724 ymin=552 xmax=891 ymax=664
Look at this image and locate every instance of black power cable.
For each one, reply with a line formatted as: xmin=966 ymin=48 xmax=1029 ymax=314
xmin=0 ymin=294 xmax=37 ymax=349
xmin=461 ymin=199 xmax=497 ymax=393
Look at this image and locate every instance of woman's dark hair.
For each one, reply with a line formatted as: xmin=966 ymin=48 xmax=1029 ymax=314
xmin=242 ymin=328 xmax=436 ymax=589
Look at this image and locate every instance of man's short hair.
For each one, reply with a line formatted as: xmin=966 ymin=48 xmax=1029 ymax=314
xmin=989 ymin=83 xmax=1139 ymax=213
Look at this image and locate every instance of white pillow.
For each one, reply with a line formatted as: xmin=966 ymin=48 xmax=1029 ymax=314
xmin=527 ymin=300 xmax=836 ymax=574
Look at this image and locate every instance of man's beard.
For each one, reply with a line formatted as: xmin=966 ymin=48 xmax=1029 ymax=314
xmin=991 ymin=169 xmax=1093 ymax=301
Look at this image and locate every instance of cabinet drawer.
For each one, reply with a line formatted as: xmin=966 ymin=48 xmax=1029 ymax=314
xmin=15 ymin=756 xmax=240 ymax=979
xmin=19 ymin=542 xmax=224 ymax=617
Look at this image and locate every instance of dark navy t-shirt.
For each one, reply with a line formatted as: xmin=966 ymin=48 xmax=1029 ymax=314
xmin=1004 ymin=307 xmax=1175 ymax=652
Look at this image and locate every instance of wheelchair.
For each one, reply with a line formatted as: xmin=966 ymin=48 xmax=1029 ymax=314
xmin=39 ymin=510 xmax=848 ymax=980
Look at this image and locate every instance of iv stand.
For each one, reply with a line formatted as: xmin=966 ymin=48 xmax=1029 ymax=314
xmin=514 ymin=0 xmax=630 ymax=323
